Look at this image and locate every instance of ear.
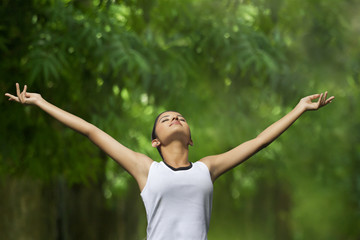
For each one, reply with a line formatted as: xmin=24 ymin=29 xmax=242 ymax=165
xmin=189 ymin=139 xmax=194 ymax=146
xmin=152 ymin=139 xmax=161 ymax=148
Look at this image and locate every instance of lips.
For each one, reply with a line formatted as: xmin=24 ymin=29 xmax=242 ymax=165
xmin=170 ymin=120 xmax=182 ymax=126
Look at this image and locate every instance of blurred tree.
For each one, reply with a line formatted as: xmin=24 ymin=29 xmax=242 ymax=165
xmin=0 ymin=0 xmax=359 ymax=239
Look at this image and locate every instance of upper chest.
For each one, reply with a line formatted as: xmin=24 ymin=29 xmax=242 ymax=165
xmin=144 ymin=162 xmax=213 ymax=198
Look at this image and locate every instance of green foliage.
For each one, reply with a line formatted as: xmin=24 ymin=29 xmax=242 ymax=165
xmin=1 ymin=0 xmax=360 ymax=239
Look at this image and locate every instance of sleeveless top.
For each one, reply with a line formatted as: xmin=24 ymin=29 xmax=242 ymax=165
xmin=140 ymin=161 xmax=213 ymax=240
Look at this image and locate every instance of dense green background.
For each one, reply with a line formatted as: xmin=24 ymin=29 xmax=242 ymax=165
xmin=1 ymin=0 xmax=359 ymax=239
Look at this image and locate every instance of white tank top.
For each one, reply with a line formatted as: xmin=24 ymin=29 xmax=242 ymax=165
xmin=141 ymin=161 xmax=213 ymax=240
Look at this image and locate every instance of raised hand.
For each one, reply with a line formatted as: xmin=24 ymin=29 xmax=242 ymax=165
xmin=4 ymin=83 xmax=42 ymax=106
xmin=298 ymin=91 xmax=335 ymax=111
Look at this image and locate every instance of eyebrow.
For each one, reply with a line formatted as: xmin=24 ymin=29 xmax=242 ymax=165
xmin=159 ymin=114 xmax=183 ymax=122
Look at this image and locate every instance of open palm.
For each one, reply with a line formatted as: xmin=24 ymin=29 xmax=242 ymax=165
xmin=299 ymin=91 xmax=335 ymax=111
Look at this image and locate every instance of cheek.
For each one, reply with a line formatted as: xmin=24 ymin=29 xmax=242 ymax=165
xmin=155 ymin=124 xmax=166 ymax=137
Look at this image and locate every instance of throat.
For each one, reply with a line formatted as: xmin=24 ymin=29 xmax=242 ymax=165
xmin=160 ymin=144 xmax=190 ymax=169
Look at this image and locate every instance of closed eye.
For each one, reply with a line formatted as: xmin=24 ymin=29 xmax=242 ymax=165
xmin=161 ymin=119 xmax=169 ymax=123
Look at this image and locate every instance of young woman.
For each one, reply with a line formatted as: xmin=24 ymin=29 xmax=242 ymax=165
xmin=5 ymin=83 xmax=334 ymax=240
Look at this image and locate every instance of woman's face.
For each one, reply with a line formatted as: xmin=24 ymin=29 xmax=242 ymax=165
xmin=152 ymin=111 xmax=192 ymax=147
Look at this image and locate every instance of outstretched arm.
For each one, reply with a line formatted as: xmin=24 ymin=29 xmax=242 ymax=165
xmin=200 ymin=92 xmax=334 ymax=182
xmin=5 ymin=83 xmax=153 ymax=191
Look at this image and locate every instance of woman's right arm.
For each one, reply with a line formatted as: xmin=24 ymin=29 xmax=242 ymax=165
xmin=5 ymin=83 xmax=153 ymax=191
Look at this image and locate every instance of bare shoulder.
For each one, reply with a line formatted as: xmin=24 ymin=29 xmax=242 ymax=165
xmin=198 ymin=155 xmax=219 ymax=180
xmin=199 ymin=155 xmax=216 ymax=169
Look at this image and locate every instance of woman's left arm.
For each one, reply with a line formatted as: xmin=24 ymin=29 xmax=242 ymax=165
xmin=200 ymin=92 xmax=335 ymax=182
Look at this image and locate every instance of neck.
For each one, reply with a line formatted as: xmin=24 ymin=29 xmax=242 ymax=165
xmin=160 ymin=141 xmax=190 ymax=168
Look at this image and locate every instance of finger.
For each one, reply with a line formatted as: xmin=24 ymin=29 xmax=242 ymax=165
xmin=5 ymin=93 xmax=19 ymax=102
xmin=317 ymin=93 xmax=323 ymax=107
xmin=309 ymin=93 xmax=321 ymax=101
xmin=325 ymin=96 xmax=335 ymax=104
xmin=22 ymin=85 xmax=28 ymax=103
xmin=22 ymin=85 xmax=27 ymax=95
xmin=322 ymin=91 xmax=328 ymax=105
xmin=16 ymin=83 xmax=25 ymax=103
xmin=16 ymin=83 xmax=21 ymax=97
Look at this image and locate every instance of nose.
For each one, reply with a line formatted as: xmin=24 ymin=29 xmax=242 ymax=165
xmin=172 ymin=115 xmax=179 ymax=121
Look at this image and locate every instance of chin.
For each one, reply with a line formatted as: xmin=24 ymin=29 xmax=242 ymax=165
xmin=164 ymin=130 xmax=191 ymax=143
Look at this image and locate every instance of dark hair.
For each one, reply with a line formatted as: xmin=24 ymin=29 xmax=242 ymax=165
xmin=151 ymin=111 xmax=173 ymax=159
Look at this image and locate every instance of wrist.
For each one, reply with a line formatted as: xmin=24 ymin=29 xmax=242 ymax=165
xmin=295 ymin=101 xmax=307 ymax=114
xmin=34 ymin=94 xmax=45 ymax=107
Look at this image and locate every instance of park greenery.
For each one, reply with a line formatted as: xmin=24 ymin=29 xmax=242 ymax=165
xmin=0 ymin=0 xmax=359 ymax=239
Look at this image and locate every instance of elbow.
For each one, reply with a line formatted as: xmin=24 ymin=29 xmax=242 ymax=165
xmin=259 ymin=143 xmax=270 ymax=150
xmin=255 ymin=136 xmax=270 ymax=150
xmin=84 ymin=124 xmax=97 ymax=138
